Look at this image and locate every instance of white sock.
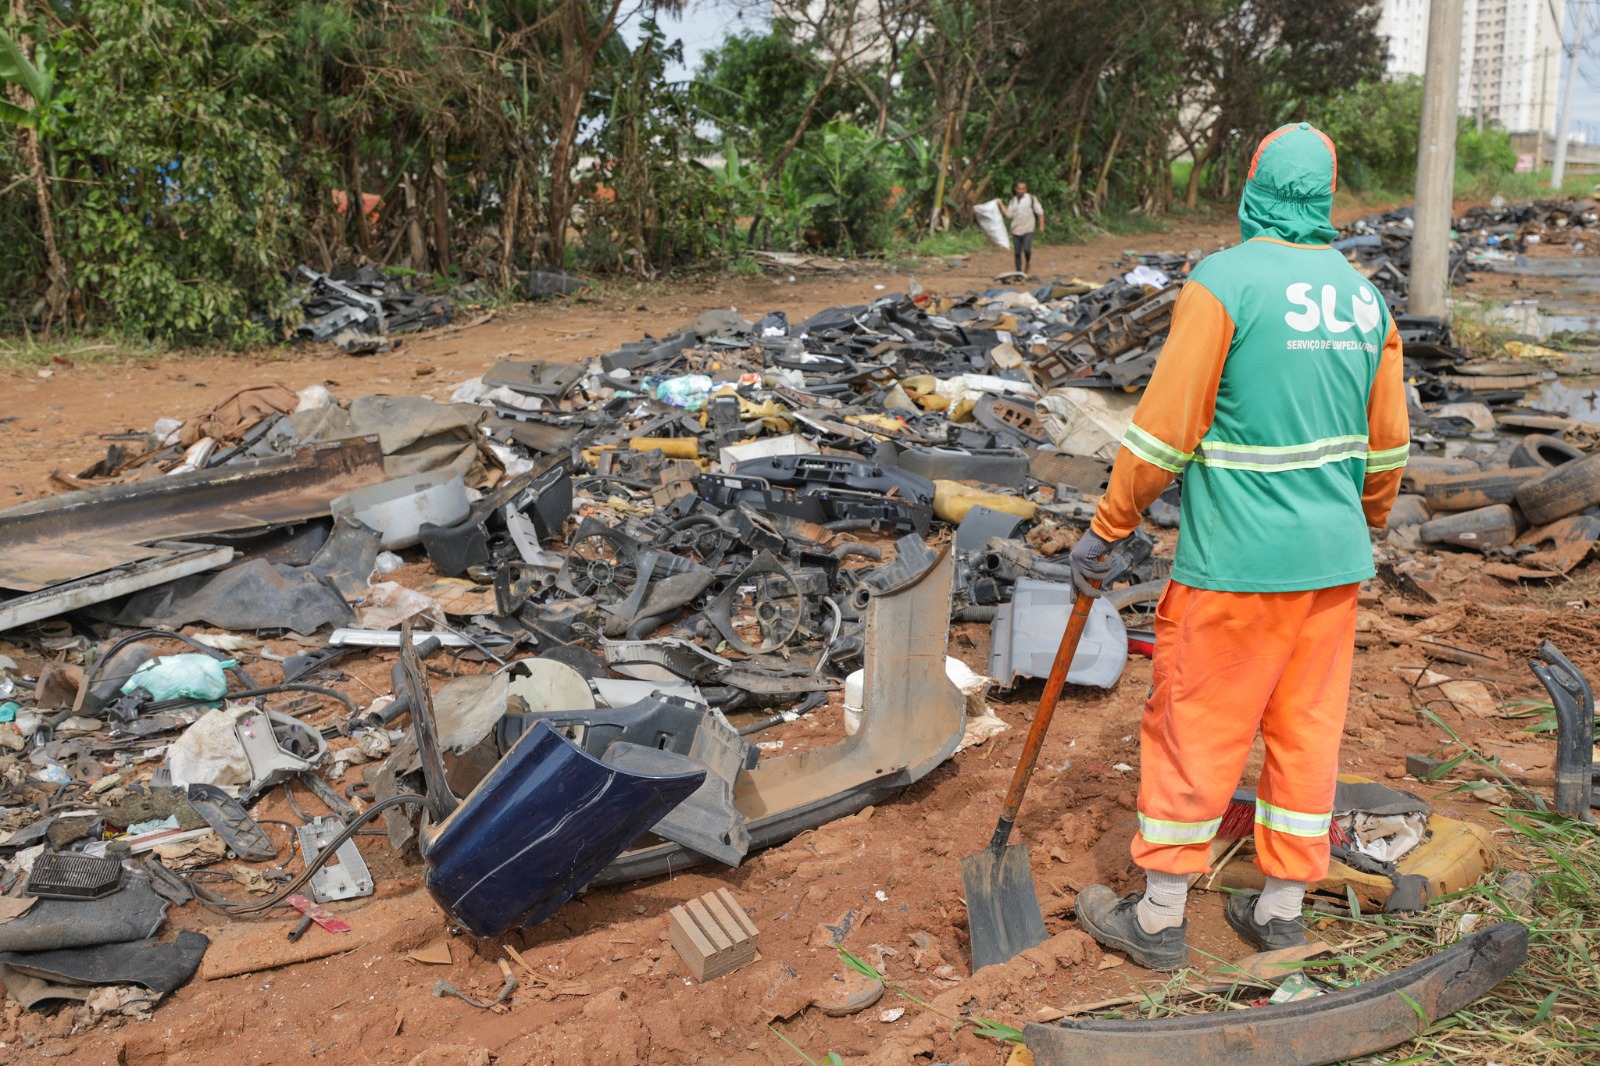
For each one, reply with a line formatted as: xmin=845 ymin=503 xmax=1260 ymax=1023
xmin=1136 ymin=870 xmax=1189 ymax=933
xmin=1255 ymin=877 xmax=1307 ymax=924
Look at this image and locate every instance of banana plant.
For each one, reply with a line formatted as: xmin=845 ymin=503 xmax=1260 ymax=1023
xmin=0 ymin=28 xmax=75 ymax=136
xmin=0 ymin=26 xmax=78 ymax=324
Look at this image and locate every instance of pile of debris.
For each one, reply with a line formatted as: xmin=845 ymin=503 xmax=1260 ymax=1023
xmin=0 ymin=212 xmax=1591 ymax=1022
xmin=286 ymin=264 xmax=452 ymax=355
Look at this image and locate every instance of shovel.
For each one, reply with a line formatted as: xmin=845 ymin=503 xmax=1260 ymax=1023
xmin=962 ymin=578 xmax=1099 ymax=970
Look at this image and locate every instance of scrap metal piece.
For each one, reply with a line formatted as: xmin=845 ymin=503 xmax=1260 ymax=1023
xmin=1022 ymin=922 xmax=1529 ymax=1066
xmin=0 ymin=438 xmax=386 ymax=592
xmin=296 ymin=815 xmax=374 ymax=903
xmin=0 ymin=543 xmax=234 ymax=634
xmin=435 ymin=960 xmax=516 ymax=1008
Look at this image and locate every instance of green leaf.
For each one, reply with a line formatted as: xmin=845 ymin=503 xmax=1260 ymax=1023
xmin=0 ymin=29 xmax=51 ymax=107
xmin=967 ymin=1016 xmax=1025 ymax=1043
xmin=1395 ymin=990 xmax=1428 ymax=1031
xmin=0 ymin=99 xmax=35 ymax=129
xmin=836 ymin=946 xmax=882 ymax=981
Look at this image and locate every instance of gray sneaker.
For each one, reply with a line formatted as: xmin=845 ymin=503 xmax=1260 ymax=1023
xmin=1225 ymin=891 xmax=1309 ymax=952
xmin=1073 ymin=884 xmax=1189 ymax=971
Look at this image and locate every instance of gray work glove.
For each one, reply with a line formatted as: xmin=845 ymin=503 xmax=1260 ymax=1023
xmin=1068 ymin=529 xmax=1116 ymax=598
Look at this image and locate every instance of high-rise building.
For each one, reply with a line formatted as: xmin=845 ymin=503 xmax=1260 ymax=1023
xmin=1374 ymin=0 xmax=1563 ymax=135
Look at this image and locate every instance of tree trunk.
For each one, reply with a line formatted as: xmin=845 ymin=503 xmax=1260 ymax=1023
xmin=1093 ymin=128 xmax=1123 ymax=210
xmin=19 ymin=126 xmax=66 ymax=324
xmin=431 ymin=136 xmax=450 ymax=273
xmin=499 ymin=158 xmax=522 ymax=294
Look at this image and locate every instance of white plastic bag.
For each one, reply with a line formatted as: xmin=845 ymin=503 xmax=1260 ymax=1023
xmin=973 ymin=199 xmax=1011 ymax=250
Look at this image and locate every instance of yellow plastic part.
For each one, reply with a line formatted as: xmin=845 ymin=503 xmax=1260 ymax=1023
xmin=629 ymin=437 xmax=699 ymax=459
xmin=932 ymin=481 xmax=1037 ymax=524
xmin=1211 ymin=778 xmax=1497 ymax=910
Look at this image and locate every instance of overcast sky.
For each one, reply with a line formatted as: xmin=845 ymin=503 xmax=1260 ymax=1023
xmin=625 ymin=1 xmax=1600 ymax=144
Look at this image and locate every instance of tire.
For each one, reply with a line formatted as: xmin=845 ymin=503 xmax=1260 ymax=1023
xmin=1421 ymin=468 xmax=1542 ymax=513
xmin=1515 ymin=452 xmax=1600 ymax=525
xmin=1401 ymin=455 xmax=1479 ymax=493
xmin=1419 ymin=504 xmax=1518 ymax=549
xmin=1509 ymin=433 xmax=1585 ymax=471
xmin=1386 ymin=494 xmax=1432 ymax=529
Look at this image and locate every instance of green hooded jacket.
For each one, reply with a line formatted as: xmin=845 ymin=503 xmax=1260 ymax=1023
xmin=1095 ymin=122 xmax=1410 ymax=592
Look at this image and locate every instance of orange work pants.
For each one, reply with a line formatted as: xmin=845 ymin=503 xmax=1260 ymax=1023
xmin=1131 ymin=579 xmax=1358 ymax=884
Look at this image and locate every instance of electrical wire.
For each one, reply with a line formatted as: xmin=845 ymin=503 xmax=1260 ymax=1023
xmin=176 ymin=793 xmax=428 ymax=915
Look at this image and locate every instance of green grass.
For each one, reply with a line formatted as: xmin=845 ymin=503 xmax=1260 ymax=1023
xmin=1457 ymin=169 xmax=1600 ymax=202
xmin=893 ymin=227 xmax=993 ymax=259
xmin=0 ymin=332 xmax=165 ymax=370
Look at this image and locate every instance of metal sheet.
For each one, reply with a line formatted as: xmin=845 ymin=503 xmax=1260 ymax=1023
xmin=0 ymin=438 xmax=386 ymax=591
xmin=0 ymin=543 xmax=234 ymax=633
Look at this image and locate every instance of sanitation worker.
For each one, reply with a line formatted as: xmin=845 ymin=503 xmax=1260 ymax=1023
xmin=1067 ymin=123 xmax=1409 ymax=970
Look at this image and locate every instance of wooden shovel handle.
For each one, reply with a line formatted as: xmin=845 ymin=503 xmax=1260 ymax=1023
xmin=988 ymin=580 xmax=1100 ymax=850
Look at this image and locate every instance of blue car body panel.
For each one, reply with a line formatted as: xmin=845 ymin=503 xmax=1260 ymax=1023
xmin=420 ymin=719 xmax=703 ymax=938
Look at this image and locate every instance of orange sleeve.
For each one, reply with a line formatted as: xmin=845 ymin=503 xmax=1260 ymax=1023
xmin=1090 ymin=282 xmax=1234 ymax=542
xmin=1361 ymin=318 xmax=1409 ymax=527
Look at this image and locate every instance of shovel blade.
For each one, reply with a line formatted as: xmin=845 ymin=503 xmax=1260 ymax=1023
xmin=960 ymin=842 xmax=1048 ymax=971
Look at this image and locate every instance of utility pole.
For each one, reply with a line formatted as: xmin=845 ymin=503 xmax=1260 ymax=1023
xmin=1551 ymin=0 xmax=1583 ymax=189
xmin=1411 ymin=0 xmax=1463 ymax=320
xmin=1536 ymin=46 xmax=1552 ymax=172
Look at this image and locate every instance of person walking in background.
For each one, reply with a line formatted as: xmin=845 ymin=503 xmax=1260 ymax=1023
xmin=1006 ymin=181 xmax=1044 ymax=275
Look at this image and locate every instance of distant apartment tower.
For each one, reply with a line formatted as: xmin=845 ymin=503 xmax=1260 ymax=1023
xmin=1375 ymin=0 xmax=1563 ymax=134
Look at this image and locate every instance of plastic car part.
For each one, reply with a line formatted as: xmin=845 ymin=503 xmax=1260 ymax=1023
xmin=234 ymin=709 xmax=330 ymax=802
xmin=25 ymin=853 xmax=125 ymax=901
xmin=731 ymin=454 xmax=936 ymax=506
xmin=1529 ymin=642 xmax=1599 ymax=818
xmin=296 ymin=815 xmax=375 ymax=903
xmin=1022 ymin=922 xmax=1528 ymax=1066
xmin=482 ymin=359 xmax=583 ymax=399
xmin=859 ymin=535 xmax=939 ymax=596
xmin=420 ymin=719 xmax=704 ymax=937
xmin=955 ymin=506 xmax=1028 ymax=555
xmin=989 ymin=580 xmax=1128 ymax=689
xmin=398 ymin=628 xmax=705 ymax=937
xmin=331 ymin=472 xmax=470 ymax=551
xmin=418 ymin=460 xmax=570 ymax=577
xmin=603 ymin=706 xmax=754 ymax=865
xmin=494 ymin=693 xmax=747 ymax=765
xmin=973 ymin=395 xmax=1049 ymax=446
xmin=185 ymin=784 xmax=276 ymax=862
xmin=1027 ymin=451 xmax=1114 ymax=495
xmin=696 ymin=473 xmax=830 ymax=525
xmin=894 ymin=446 xmax=1030 ymax=485
xmin=703 ymin=552 xmax=804 ymax=654
xmin=590 ymin=549 xmax=966 ymax=886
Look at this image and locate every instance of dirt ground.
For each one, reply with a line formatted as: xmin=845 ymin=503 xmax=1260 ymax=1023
xmin=1 ymin=204 xmax=1594 ymax=1066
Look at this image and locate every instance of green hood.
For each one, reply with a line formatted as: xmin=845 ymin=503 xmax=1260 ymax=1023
xmin=1238 ymin=122 xmax=1338 ymax=246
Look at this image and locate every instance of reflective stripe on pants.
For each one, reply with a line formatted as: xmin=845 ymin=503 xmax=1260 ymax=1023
xmin=1131 ymin=579 xmax=1358 ymax=883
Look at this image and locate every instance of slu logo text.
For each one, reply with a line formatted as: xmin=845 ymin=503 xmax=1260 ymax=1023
xmin=1283 ymin=283 xmax=1382 ymax=335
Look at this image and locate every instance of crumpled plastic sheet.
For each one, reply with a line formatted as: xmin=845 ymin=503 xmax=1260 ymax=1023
xmin=164 ymin=706 xmax=252 ymax=791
